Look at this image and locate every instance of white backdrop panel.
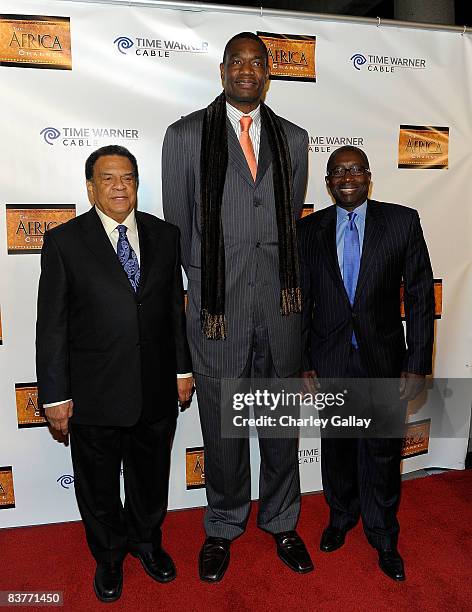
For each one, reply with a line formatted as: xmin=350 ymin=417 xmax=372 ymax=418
xmin=0 ymin=0 xmax=470 ymax=528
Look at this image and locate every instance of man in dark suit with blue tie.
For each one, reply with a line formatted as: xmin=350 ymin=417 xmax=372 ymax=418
xmin=36 ymin=146 xmax=193 ymax=602
xmin=298 ymin=146 xmax=434 ymax=581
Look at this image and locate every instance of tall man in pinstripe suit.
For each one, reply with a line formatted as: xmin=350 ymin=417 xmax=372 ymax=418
xmin=162 ymin=32 xmax=313 ymax=581
xmin=298 ymin=146 xmax=434 ymax=581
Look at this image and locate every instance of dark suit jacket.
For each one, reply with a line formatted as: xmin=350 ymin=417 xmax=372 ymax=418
xmin=36 ymin=207 xmax=192 ymax=427
xmin=162 ymin=108 xmax=308 ymax=378
xmin=298 ymin=200 xmax=434 ymax=378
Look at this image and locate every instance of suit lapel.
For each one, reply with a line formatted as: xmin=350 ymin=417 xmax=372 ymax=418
xmin=79 ymin=207 xmax=135 ymax=296
xmin=136 ymin=213 xmax=158 ymax=297
xmin=318 ymin=206 xmax=349 ymax=302
xmin=254 ymin=122 xmax=273 ymax=188
xmin=354 ymin=200 xmax=386 ymax=304
xmin=227 ymin=118 xmax=254 ymax=187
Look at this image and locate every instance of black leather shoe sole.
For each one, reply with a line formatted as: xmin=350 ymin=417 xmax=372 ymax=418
xmin=93 ymin=576 xmax=122 ymax=603
xmin=131 ymin=551 xmax=176 ymax=583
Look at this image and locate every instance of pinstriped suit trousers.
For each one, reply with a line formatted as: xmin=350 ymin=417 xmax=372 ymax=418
xmin=194 ymin=299 xmax=301 ymax=540
xmin=321 ymin=348 xmax=405 ymax=550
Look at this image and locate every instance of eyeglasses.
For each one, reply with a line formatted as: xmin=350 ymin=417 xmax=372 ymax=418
xmin=327 ymin=166 xmax=370 ymax=178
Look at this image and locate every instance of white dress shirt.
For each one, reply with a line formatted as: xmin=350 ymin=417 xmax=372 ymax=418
xmin=226 ymin=102 xmax=261 ymax=161
xmin=95 ymin=206 xmax=141 ymax=265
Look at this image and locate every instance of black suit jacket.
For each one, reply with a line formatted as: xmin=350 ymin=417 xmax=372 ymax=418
xmin=36 ymin=207 xmax=192 ymax=427
xmin=297 ymin=200 xmax=434 ymax=378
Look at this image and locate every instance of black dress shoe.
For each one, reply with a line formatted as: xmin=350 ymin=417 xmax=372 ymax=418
xmin=377 ymin=549 xmax=405 ymax=581
xmin=274 ymin=531 xmax=314 ymax=573
xmin=320 ymin=526 xmax=346 ymax=553
xmin=198 ymin=537 xmax=231 ymax=582
xmin=131 ymin=548 xmax=176 ymax=583
xmin=93 ymin=562 xmax=123 ymax=603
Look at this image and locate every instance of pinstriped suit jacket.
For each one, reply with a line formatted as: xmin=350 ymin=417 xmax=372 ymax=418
xmin=298 ymin=200 xmax=434 ymax=378
xmin=162 ymin=107 xmax=308 ymax=378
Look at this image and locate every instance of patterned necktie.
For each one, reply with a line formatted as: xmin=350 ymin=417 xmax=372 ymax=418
xmin=116 ymin=224 xmax=140 ymax=292
xmin=343 ymin=212 xmax=360 ymax=347
xmin=239 ymin=116 xmax=257 ymax=181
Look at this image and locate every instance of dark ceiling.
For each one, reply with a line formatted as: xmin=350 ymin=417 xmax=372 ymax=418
xmin=188 ymin=0 xmax=470 ymax=26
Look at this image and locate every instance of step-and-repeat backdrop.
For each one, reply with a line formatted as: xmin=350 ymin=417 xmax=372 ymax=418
xmin=0 ymin=0 xmax=471 ymax=528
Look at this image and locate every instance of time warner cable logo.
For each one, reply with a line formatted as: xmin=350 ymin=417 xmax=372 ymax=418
xmin=57 ymin=474 xmax=74 ymax=489
xmin=114 ymin=36 xmax=134 ymax=54
xmin=40 ymin=125 xmax=139 ymax=147
xmin=350 ymin=52 xmax=426 ymax=73
xmin=350 ymin=54 xmax=366 ymax=70
xmin=113 ymin=34 xmax=208 ymax=58
xmin=40 ymin=127 xmax=61 ymax=145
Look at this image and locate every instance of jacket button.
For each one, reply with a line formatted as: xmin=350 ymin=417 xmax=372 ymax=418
xmin=256 ymin=242 xmax=261 ymax=248
xmin=352 ymin=313 xmax=358 ymax=319
xmin=137 ymin=302 xmax=142 ymax=307
xmin=254 ymin=198 xmax=261 ymax=207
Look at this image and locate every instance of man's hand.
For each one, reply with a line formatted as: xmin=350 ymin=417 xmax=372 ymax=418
xmin=301 ymin=370 xmax=320 ymax=396
xmin=177 ymin=376 xmax=195 ymax=410
xmin=399 ymin=372 xmax=425 ymax=401
xmin=45 ymin=400 xmax=73 ymax=435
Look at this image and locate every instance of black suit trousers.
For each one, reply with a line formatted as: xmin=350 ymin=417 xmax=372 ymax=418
xmin=321 ymin=348 xmax=405 ymax=551
xmin=70 ymin=410 xmax=176 ymax=564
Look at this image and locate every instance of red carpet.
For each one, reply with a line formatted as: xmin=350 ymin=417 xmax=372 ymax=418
xmin=1 ymin=470 xmax=471 ymax=611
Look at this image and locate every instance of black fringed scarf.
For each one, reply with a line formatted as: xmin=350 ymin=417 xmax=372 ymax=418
xmin=200 ymin=91 xmax=301 ymax=340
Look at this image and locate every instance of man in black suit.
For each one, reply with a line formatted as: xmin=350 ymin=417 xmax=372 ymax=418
xmin=298 ymin=146 xmax=434 ymax=581
xmin=36 ymin=145 xmax=193 ymax=602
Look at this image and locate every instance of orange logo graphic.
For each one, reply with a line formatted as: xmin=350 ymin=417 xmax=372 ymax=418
xmin=398 ymin=125 xmax=449 ymax=169
xmin=16 ymin=383 xmax=47 ymax=428
xmin=0 ymin=14 xmax=72 ymax=70
xmin=186 ymin=447 xmax=205 ymax=489
xmin=6 ymin=204 xmax=75 ymax=254
xmin=258 ymin=32 xmax=316 ymax=82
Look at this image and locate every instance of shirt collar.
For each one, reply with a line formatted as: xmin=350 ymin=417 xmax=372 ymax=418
xmin=336 ymin=200 xmax=367 ymax=223
xmin=226 ymin=101 xmax=261 ymax=129
xmin=95 ymin=206 xmax=137 ymax=237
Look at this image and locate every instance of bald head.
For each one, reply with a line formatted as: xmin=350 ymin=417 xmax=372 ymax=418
xmin=326 ymin=146 xmax=370 ymax=174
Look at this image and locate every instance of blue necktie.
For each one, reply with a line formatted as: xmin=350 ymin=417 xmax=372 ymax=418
xmin=116 ymin=225 xmax=140 ymax=292
xmin=343 ymin=212 xmax=360 ymax=347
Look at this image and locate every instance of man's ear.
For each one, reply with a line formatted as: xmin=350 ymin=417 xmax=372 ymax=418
xmin=325 ymin=177 xmax=332 ymax=196
xmin=86 ymin=180 xmax=95 ymax=206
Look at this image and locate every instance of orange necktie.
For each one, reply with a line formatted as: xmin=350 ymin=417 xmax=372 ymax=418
xmin=239 ymin=116 xmax=257 ymax=181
